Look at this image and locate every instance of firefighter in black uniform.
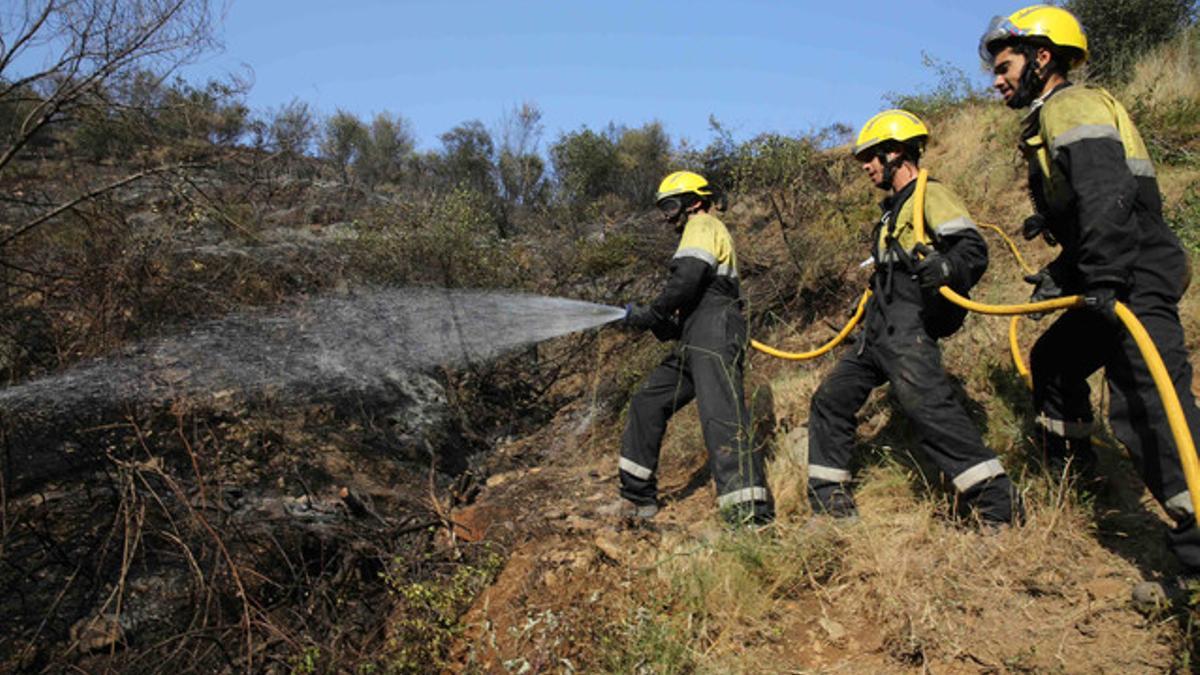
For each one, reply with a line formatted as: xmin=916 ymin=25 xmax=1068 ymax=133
xmin=606 ymin=170 xmax=774 ymax=525
xmin=807 ymin=110 xmax=1021 ymax=527
xmin=981 ymin=4 xmax=1200 ymax=608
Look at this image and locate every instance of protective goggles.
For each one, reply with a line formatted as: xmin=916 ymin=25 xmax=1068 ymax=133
xmin=978 ymin=16 xmax=1026 ymax=64
xmin=656 ymin=196 xmax=687 ymax=221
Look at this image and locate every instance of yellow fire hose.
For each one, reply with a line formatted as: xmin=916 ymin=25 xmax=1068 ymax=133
xmin=749 ymin=290 xmax=871 ymax=360
xmin=748 ymin=168 xmax=1200 ymax=524
xmin=977 ymin=222 xmax=1039 ymax=389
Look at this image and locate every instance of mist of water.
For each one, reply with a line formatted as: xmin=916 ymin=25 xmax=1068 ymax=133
xmin=0 ymin=287 xmax=626 ymax=415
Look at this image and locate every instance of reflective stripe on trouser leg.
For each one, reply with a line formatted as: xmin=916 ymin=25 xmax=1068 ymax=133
xmin=808 ymin=464 xmax=851 ymax=483
xmin=807 ymin=464 xmax=856 ymax=517
xmin=1167 ymin=490 xmax=1196 ymax=520
xmin=952 ymin=459 xmax=1007 ymax=493
xmin=1035 ymin=413 xmax=1092 ymax=439
xmin=619 ymin=457 xmax=654 ymax=480
xmin=718 ymin=486 xmax=771 ymax=509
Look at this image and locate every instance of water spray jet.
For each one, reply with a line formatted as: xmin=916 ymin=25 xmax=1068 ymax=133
xmin=0 ymin=287 xmax=627 ymax=417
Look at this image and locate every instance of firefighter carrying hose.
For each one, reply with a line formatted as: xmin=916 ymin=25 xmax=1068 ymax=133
xmin=600 ymin=171 xmax=774 ymax=525
xmin=807 ymin=110 xmax=1022 ymax=528
xmin=981 ymin=4 xmax=1200 ymax=609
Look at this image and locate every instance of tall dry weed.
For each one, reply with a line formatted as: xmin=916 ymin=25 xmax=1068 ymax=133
xmin=1124 ymin=27 xmax=1200 ymax=112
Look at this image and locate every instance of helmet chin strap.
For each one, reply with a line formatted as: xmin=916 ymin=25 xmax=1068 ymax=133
xmin=877 ymin=149 xmax=906 ymax=191
xmin=1008 ymin=55 xmax=1048 ymax=109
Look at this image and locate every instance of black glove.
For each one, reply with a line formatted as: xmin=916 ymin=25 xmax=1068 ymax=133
xmin=913 ymin=244 xmax=954 ymax=291
xmin=1082 ymin=285 xmax=1121 ymax=327
xmin=650 ymin=317 xmax=682 ymax=342
xmin=624 ymin=303 xmax=661 ymax=331
xmin=1022 ymin=214 xmax=1057 ymax=246
xmin=1023 ymin=267 xmax=1064 ymax=320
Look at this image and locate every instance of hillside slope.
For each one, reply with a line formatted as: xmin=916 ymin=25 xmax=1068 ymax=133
xmin=443 ymin=35 xmax=1200 ymax=673
xmin=2 ymin=25 xmax=1198 ymax=675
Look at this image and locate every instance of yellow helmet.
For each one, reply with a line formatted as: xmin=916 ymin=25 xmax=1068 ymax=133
xmin=655 ymin=171 xmax=712 ymax=204
xmin=979 ymin=5 xmax=1088 ymax=67
xmin=852 ymin=109 xmax=929 ymax=160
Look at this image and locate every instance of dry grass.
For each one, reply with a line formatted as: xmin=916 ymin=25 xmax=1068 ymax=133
xmin=1124 ymin=28 xmax=1200 ymax=114
xmin=618 ymin=451 xmax=1182 ymax=671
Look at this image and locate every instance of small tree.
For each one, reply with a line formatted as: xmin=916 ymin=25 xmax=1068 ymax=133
xmin=358 ymin=111 xmax=414 ymax=187
xmin=549 ymin=126 xmax=619 ymax=209
xmin=496 ymin=101 xmax=546 ymax=208
xmin=320 ymin=109 xmax=368 ymax=184
xmin=267 ymin=99 xmax=317 ymax=159
xmin=613 ymin=121 xmax=670 ymax=206
xmin=1065 ymin=0 xmax=1197 ymax=81
xmin=438 ymin=120 xmax=496 ymax=196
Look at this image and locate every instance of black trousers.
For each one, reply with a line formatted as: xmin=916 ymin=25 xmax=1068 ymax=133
xmin=1031 ymin=292 xmax=1200 ymax=569
xmin=619 ymin=304 xmax=772 ymax=516
xmin=808 ymin=314 xmax=1016 ymax=523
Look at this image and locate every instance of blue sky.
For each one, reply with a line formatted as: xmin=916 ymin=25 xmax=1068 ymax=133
xmin=183 ymin=0 xmax=1003 ymax=151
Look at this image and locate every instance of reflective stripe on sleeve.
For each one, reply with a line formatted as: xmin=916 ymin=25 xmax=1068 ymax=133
xmin=673 ymin=247 xmax=717 ymax=267
xmin=933 ymin=215 xmax=979 ymax=237
xmin=619 ymin=457 xmax=654 ymax=480
xmin=808 ymin=464 xmax=852 ymax=483
xmin=1036 ymin=413 xmax=1092 ymax=439
xmin=715 ymin=262 xmax=738 ymax=278
xmin=1126 ymin=157 xmax=1156 ymax=178
xmin=717 ymin=486 xmax=770 ymax=508
xmin=1166 ymin=490 xmax=1195 ymax=515
xmin=1050 ymin=124 xmax=1121 ymax=155
xmin=952 ymin=459 xmax=1006 ymax=492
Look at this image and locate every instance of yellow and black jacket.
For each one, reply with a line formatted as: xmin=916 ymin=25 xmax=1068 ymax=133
xmin=1022 ymin=83 xmax=1183 ymax=293
xmin=649 ymin=212 xmax=741 ymax=326
xmin=869 ymin=178 xmax=988 ymax=338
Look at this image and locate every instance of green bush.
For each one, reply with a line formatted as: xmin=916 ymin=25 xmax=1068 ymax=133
xmin=1066 ymin=0 xmax=1197 ymax=82
xmin=550 ymin=126 xmax=621 ymax=210
xmin=575 ymin=232 xmax=638 ymax=276
xmin=346 ymin=187 xmax=517 ymax=289
xmin=549 ymin=122 xmax=671 ymax=217
xmin=730 ymin=132 xmax=820 ymax=192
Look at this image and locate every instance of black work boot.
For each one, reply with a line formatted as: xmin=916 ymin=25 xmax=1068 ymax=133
xmin=596 ymin=497 xmax=659 ymax=520
xmin=1132 ymin=575 xmax=1200 ymax=614
xmin=1134 ymin=520 xmax=1200 ymax=613
xmin=1042 ymin=434 xmax=1099 ymax=486
xmin=961 ymin=476 xmax=1024 ymax=531
xmin=808 ymin=481 xmax=858 ymax=519
xmin=721 ymin=501 xmax=775 ymax=529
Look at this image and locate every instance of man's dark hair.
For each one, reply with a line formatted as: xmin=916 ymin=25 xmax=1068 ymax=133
xmin=993 ymin=38 xmax=1076 ymax=77
xmin=879 ymin=139 xmax=922 ymax=165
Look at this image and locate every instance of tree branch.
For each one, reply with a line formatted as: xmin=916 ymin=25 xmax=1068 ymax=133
xmin=0 ymin=162 xmax=202 ymax=248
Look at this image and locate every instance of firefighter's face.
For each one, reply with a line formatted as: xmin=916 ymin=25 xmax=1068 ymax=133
xmin=990 ymin=46 xmax=1025 ymax=105
xmin=860 ymin=153 xmax=891 ymax=189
